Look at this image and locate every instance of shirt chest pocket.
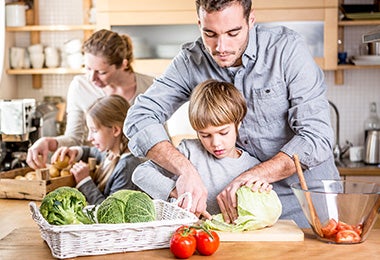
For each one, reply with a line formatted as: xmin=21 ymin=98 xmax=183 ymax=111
xmin=248 ymin=82 xmax=289 ymax=127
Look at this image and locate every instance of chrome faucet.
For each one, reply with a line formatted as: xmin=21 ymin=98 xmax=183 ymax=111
xmin=329 ymin=100 xmax=352 ymax=166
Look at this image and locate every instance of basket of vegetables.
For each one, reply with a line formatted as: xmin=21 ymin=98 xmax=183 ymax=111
xmin=29 ymin=187 xmax=198 ymax=259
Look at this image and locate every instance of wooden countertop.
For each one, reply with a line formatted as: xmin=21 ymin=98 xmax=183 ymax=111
xmin=1 ymin=199 xmax=379 ymax=259
xmin=338 ymin=159 xmax=380 ymax=176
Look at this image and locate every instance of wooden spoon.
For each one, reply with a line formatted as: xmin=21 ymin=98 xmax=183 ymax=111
xmin=293 ymin=154 xmax=324 ymax=237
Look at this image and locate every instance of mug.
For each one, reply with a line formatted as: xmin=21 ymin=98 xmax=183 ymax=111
xmin=44 ymin=47 xmax=60 ymax=68
xmin=349 ymin=146 xmax=364 ymax=162
xmin=10 ymin=47 xmax=25 ymax=69
xmin=30 ymin=53 xmax=45 ymax=69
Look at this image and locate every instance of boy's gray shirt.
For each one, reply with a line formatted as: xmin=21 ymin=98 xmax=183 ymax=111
xmin=132 ymin=139 xmax=260 ymax=215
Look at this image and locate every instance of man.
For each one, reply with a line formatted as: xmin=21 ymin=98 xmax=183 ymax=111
xmin=124 ymin=0 xmax=339 ymax=228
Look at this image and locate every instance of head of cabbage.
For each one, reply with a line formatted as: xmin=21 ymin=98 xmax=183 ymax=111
xmin=204 ymin=186 xmax=282 ymax=232
xmin=97 ymin=190 xmax=156 ymax=224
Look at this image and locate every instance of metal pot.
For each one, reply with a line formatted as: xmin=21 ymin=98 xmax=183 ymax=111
xmin=368 ymin=42 xmax=380 ymax=55
xmin=364 ymin=129 xmax=380 ymax=164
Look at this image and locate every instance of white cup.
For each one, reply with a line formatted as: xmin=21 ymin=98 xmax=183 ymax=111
xmin=67 ymin=53 xmax=83 ymax=69
xmin=44 ymin=47 xmax=60 ymax=68
xmin=28 ymin=44 xmax=44 ymax=54
xmin=10 ymin=47 xmax=25 ymax=69
xmin=349 ymin=146 xmax=364 ymax=162
xmin=6 ymin=3 xmax=26 ymax=27
xmin=30 ymin=53 xmax=45 ymax=69
xmin=64 ymin=38 xmax=82 ymax=54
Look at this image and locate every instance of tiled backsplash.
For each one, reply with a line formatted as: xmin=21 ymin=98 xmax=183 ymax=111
xmin=10 ymin=0 xmax=380 ymax=149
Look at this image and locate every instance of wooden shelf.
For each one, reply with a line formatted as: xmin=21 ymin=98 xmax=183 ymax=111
xmin=337 ymin=64 xmax=380 ymax=70
xmin=6 ymin=24 xmax=96 ymax=32
xmin=6 ymin=68 xmax=86 ymax=75
xmin=338 ymin=19 xmax=380 ymax=26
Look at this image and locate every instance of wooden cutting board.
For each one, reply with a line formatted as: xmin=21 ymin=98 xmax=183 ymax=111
xmin=216 ymin=220 xmax=304 ymax=241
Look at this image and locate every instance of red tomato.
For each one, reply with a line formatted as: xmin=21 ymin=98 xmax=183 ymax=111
xmin=170 ymin=226 xmax=197 ymax=259
xmin=336 ymin=230 xmax=361 ymax=243
xmin=195 ymin=229 xmax=220 ymax=256
xmin=321 ymin=218 xmax=338 ymax=238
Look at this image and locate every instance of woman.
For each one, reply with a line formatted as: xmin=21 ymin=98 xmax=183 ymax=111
xmin=27 ymin=29 xmax=154 ymax=169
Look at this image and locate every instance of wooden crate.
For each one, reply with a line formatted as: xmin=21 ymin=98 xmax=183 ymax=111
xmin=0 ymin=167 xmax=75 ymax=200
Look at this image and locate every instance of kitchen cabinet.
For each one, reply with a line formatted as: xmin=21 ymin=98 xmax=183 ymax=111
xmin=5 ymin=0 xmax=96 ymax=89
xmin=96 ymin=0 xmax=338 ymax=76
xmin=334 ymin=0 xmax=380 ymax=85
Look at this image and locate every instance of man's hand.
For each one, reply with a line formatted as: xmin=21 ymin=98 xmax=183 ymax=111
xmin=147 ymin=140 xmax=211 ymax=218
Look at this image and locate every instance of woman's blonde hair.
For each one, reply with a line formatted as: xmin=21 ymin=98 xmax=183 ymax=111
xmin=189 ymin=79 xmax=247 ymax=132
xmin=83 ymin=29 xmax=134 ymax=72
xmin=86 ymin=94 xmax=130 ymax=191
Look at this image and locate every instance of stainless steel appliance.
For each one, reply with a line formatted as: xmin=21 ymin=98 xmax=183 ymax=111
xmin=0 ymin=99 xmax=40 ymax=171
xmin=364 ymin=129 xmax=380 ymax=164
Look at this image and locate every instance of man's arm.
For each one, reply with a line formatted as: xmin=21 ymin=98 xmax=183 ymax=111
xmin=216 ymin=152 xmax=295 ymax=223
xmin=146 ymin=140 xmax=211 ymax=218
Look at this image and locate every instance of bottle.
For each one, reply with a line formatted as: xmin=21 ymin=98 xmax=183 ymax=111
xmin=364 ymin=102 xmax=380 ymax=140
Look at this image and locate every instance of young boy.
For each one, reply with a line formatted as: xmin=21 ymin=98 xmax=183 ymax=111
xmin=132 ymin=79 xmax=271 ymax=215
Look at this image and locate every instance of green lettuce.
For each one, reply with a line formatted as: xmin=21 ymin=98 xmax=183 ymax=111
xmin=204 ymin=186 xmax=282 ymax=232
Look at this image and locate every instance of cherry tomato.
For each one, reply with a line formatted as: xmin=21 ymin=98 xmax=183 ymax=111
xmin=336 ymin=230 xmax=361 ymax=243
xmin=195 ymin=229 xmax=220 ymax=256
xmin=170 ymin=226 xmax=196 ymax=259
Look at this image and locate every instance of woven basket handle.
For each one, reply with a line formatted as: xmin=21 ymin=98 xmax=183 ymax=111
xmin=29 ymin=201 xmax=50 ymax=228
xmin=172 ymin=192 xmax=192 ymax=211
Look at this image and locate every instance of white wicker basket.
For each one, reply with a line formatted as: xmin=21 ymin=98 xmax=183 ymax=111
xmin=29 ymin=194 xmax=198 ymax=259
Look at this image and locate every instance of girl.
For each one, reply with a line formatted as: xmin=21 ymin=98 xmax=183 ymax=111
xmin=52 ymin=95 xmax=142 ymax=205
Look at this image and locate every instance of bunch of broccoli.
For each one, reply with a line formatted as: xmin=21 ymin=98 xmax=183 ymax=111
xmin=40 ymin=186 xmax=94 ymax=225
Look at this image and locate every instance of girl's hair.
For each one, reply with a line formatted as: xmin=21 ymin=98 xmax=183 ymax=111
xmin=189 ymin=79 xmax=247 ymax=132
xmin=86 ymin=94 xmax=130 ymax=191
xmin=83 ymin=29 xmax=134 ymax=72
xmin=195 ymin=0 xmax=252 ymax=21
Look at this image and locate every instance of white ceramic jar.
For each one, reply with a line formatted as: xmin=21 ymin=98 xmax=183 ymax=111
xmin=6 ymin=2 xmax=26 ymax=27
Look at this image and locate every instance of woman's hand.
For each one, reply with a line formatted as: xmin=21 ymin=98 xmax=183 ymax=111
xmin=26 ymin=137 xmax=58 ymax=169
xmin=70 ymin=161 xmax=90 ymax=183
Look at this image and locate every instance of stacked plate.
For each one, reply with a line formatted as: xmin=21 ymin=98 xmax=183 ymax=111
xmin=351 ymin=55 xmax=380 ymax=66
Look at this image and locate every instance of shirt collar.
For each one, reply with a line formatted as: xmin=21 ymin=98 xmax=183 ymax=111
xmin=242 ymin=26 xmax=257 ymax=64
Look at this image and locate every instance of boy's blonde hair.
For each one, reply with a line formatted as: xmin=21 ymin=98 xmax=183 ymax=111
xmin=86 ymin=94 xmax=130 ymax=191
xmin=189 ymin=79 xmax=247 ymax=131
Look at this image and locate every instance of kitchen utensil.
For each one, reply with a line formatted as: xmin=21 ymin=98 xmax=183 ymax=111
xmin=216 ymin=219 xmax=304 ymax=241
xmin=293 ymin=154 xmax=323 ymax=237
xmin=291 ymin=180 xmax=380 ymax=244
xmin=364 ymin=129 xmax=380 ymax=164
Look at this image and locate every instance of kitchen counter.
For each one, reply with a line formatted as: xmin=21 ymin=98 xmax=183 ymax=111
xmin=0 ymin=199 xmax=379 ymax=259
xmin=338 ymin=159 xmax=380 ymax=176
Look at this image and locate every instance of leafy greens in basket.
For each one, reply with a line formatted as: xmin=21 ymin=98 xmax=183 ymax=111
xmin=204 ymin=186 xmax=282 ymax=232
xmin=97 ymin=189 xmax=156 ymax=224
xmin=40 ymin=186 xmax=94 ymax=225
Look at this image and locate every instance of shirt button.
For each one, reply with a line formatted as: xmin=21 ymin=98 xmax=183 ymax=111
xmin=244 ymin=140 xmax=248 ymax=144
